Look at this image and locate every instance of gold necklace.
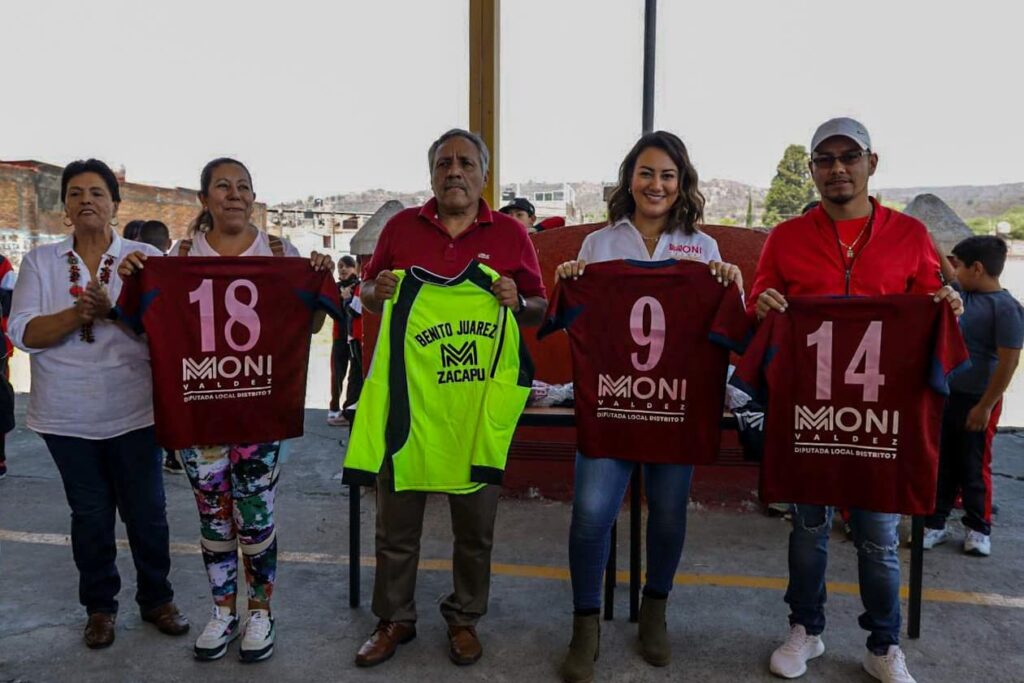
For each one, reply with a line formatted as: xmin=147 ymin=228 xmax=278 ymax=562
xmin=836 ymin=216 xmax=872 ymax=259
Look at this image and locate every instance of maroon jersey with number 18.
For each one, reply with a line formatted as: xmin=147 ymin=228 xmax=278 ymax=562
xmin=538 ymin=259 xmax=750 ymax=465
xmin=731 ymin=295 xmax=969 ymax=514
xmin=118 ymin=257 xmax=341 ymax=449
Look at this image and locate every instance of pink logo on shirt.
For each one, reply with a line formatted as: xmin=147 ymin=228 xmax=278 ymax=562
xmin=668 ymin=244 xmax=703 ymax=258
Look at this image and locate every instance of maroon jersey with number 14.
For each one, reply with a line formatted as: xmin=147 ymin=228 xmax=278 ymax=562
xmin=118 ymin=257 xmax=341 ymax=449
xmin=731 ymin=295 xmax=969 ymax=514
xmin=538 ymin=259 xmax=750 ymax=464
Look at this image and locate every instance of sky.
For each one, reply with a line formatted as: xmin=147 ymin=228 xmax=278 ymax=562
xmin=1 ymin=0 xmax=1020 ymax=204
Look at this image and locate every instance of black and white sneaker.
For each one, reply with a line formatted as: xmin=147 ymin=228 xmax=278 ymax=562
xmin=194 ymin=605 xmax=239 ymax=661
xmin=239 ymin=609 xmax=275 ymax=663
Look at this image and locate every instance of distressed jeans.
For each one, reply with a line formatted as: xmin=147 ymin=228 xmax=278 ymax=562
xmin=785 ymin=505 xmax=901 ymax=654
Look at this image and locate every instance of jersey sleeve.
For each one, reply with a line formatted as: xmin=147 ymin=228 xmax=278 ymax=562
xmin=709 ymin=284 xmax=751 ymax=353
xmin=114 ymin=271 xmax=151 ymax=335
xmin=729 ymin=311 xmax=778 ymax=401
xmin=341 ymin=273 xmax=406 ymax=486
xmin=536 ymin=279 xmax=581 ymax=339
xmin=929 ymin=302 xmax=971 ymax=395
xmin=470 ymin=308 xmax=534 ymax=485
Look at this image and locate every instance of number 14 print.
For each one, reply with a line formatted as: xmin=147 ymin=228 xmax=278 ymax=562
xmin=806 ymin=321 xmax=885 ymax=402
xmin=189 ymin=278 xmax=262 ymax=353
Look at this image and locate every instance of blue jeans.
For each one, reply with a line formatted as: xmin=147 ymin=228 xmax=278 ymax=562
xmin=568 ymin=453 xmax=693 ymax=612
xmin=43 ymin=427 xmax=174 ymax=615
xmin=786 ymin=505 xmax=901 ymax=653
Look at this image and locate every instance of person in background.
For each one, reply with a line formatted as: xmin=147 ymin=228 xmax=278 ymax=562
xmin=122 ymin=219 xmax=146 ymax=241
xmin=9 ymin=158 xmax=188 ymax=648
xmin=924 ymin=235 xmax=1023 ymax=556
xmin=498 ymin=197 xmax=536 ymax=231
xmin=328 ymin=255 xmax=360 ymax=426
xmin=132 ymin=220 xmax=181 ymax=474
xmin=0 ymin=253 xmax=16 ymax=479
xmin=342 ymin=259 xmax=363 ymax=420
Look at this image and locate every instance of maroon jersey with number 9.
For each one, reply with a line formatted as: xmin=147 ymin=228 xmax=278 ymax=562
xmin=538 ymin=259 xmax=750 ymax=464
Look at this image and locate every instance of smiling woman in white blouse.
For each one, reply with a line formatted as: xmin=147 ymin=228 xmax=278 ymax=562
xmin=8 ymin=158 xmax=189 ymax=649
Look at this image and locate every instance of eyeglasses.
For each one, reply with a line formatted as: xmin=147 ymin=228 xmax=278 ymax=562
xmin=810 ymin=150 xmax=871 ymax=169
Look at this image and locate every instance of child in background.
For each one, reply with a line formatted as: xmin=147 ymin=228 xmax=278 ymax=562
xmin=924 ymin=235 xmax=1023 ymax=556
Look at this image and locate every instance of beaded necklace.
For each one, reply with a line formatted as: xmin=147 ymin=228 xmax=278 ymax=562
xmin=67 ymin=252 xmax=115 ymax=343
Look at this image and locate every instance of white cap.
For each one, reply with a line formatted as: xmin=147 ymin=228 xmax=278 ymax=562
xmin=810 ymin=117 xmax=871 ymax=152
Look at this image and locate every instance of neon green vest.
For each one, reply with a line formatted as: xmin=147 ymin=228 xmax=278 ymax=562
xmin=342 ymin=262 xmax=533 ymax=493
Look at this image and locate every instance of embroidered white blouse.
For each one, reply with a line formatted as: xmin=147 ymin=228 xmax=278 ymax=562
xmin=9 ymin=232 xmax=163 ymax=439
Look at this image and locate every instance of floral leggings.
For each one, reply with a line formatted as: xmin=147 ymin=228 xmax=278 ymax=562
xmin=179 ymin=442 xmax=281 ymax=605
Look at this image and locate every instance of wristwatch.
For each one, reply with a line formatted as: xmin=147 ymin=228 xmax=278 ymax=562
xmin=105 ymin=308 xmax=119 ymax=322
xmin=515 ymin=293 xmax=527 ymax=313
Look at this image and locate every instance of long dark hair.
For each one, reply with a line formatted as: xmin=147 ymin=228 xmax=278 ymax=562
xmin=606 ymin=131 xmax=704 ymax=235
xmin=190 ymin=157 xmax=254 ymax=235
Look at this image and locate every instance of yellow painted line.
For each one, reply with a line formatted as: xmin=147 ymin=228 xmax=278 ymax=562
xmin=3 ymin=529 xmax=1022 ymax=610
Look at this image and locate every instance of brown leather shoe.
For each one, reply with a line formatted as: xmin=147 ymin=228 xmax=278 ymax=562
xmin=448 ymin=625 xmax=482 ymax=665
xmin=141 ymin=602 xmax=190 ymax=636
xmin=84 ymin=613 xmax=116 ymax=649
xmin=354 ymin=620 xmax=416 ymax=667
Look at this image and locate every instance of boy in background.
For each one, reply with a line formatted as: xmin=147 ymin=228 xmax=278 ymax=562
xmin=924 ymin=235 xmax=1024 ymax=556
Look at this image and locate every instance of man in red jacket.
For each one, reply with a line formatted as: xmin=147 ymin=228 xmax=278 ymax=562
xmin=750 ymin=118 xmax=961 ymax=683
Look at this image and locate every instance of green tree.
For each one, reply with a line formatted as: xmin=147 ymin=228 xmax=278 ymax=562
xmin=744 ymin=191 xmax=754 ymax=228
xmin=762 ymin=144 xmax=817 ymax=227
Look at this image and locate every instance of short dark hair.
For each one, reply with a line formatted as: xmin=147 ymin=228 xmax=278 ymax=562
xmin=61 ymin=158 xmax=121 ymax=203
xmin=607 ymin=131 xmax=705 ymax=236
xmin=339 ymin=255 xmax=357 ymax=268
xmin=138 ymin=220 xmax=171 ymax=251
xmin=123 ymin=220 xmax=146 ymax=240
xmin=952 ymin=235 xmax=1009 ymax=277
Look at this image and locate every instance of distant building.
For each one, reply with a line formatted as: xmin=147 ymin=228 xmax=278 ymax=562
xmin=501 ymin=182 xmax=581 ymax=224
xmin=0 ymin=159 xmax=267 ymax=266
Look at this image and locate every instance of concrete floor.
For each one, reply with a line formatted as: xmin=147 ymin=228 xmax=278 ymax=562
xmin=1 ymin=402 xmax=1023 ymax=683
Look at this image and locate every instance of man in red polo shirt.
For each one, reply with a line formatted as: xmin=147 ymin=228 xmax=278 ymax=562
xmin=751 ymin=118 xmax=962 ymax=683
xmin=354 ymin=128 xmax=546 ymax=668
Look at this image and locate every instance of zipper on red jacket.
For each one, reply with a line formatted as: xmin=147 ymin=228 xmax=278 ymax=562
xmin=827 ymin=206 xmax=875 ymax=295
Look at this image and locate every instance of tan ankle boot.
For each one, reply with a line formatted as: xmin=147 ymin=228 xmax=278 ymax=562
xmin=560 ymin=613 xmax=600 ymax=683
xmin=638 ymin=595 xmax=670 ymax=666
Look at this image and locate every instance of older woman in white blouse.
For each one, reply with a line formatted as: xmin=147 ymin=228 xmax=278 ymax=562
xmin=9 ymin=159 xmax=189 ymax=649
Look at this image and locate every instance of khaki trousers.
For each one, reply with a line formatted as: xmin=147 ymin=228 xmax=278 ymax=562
xmin=371 ymin=462 xmax=499 ymax=626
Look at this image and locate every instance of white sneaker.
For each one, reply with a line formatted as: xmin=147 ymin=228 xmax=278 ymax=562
xmin=922 ymin=526 xmax=948 ymax=550
xmin=863 ymin=645 xmax=916 ymax=683
xmin=239 ymin=609 xmax=275 ymax=663
xmin=964 ymin=529 xmax=991 ymax=556
xmin=769 ymin=624 xmax=825 ymax=678
xmin=194 ymin=605 xmax=239 ymax=661
xmin=327 ymin=410 xmax=345 ymax=426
